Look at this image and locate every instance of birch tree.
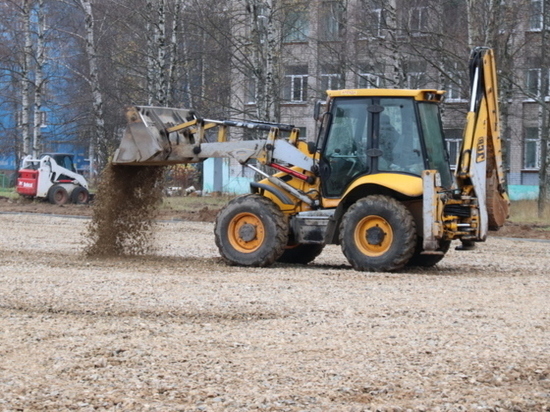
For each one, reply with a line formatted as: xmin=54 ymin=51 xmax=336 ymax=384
xmin=32 ymin=0 xmax=46 ymax=157
xmin=144 ymin=0 xmax=191 ymax=107
xmin=385 ymin=0 xmax=406 ymax=88
xmin=21 ymin=0 xmax=33 ymax=156
xmin=78 ymin=0 xmax=106 ymax=177
xmin=146 ymin=0 xmax=168 ymax=106
xmin=244 ymin=0 xmax=282 ymax=122
xmin=538 ymin=0 xmax=550 ymax=216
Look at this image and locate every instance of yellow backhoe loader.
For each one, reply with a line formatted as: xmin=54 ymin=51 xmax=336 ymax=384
xmin=111 ymin=47 xmax=509 ymax=272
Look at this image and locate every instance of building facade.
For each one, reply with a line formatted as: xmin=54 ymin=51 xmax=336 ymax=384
xmin=219 ymin=0 xmax=547 ymax=199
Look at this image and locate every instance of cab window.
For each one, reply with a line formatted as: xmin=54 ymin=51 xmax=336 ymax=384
xmin=377 ymin=98 xmax=424 ymax=176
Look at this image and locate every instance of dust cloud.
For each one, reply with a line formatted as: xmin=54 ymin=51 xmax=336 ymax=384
xmin=85 ymin=164 xmax=166 ymax=256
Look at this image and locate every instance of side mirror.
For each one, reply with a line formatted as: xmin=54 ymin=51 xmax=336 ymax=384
xmin=313 ymin=100 xmax=325 ymax=121
xmin=307 ymin=141 xmax=317 ymax=154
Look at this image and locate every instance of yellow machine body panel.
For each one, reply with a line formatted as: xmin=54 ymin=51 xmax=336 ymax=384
xmin=322 ymin=174 xmax=423 ymax=208
xmin=326 ymin=89 xmax=445 ymax=102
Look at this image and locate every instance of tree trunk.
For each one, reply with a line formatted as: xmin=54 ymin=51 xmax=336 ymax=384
xmin=263 ymin=0 xmax=279 ymax=122
xmin=466 ymin=0 xmax=477 ymax=49
xmin=385 ymin=0 xmax=405 ymax=88
xmin=246 ymin=0 xmax=281 ymax=123
xmin=538 ymin=0 xmax=550 ymax=217
xmin=146 ymin=0 xmax=155 ymax=104
xmin=21 ymin=0 xmax=32 ymax=157
xmin=156 ymin=0 xmax=167 ymax=106
xmin=80 ymin=0 xmax=106 ymax=178
xmin=167 ymin=0 xmax=183 ymax=107
xmin=33 ymin=0 xmax=45 ymax=157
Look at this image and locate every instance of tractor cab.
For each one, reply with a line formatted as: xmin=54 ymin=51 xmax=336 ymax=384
xmin=317 ymin=89 xmax=453 ymax=198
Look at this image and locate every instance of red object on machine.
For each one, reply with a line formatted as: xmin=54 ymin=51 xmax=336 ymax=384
xmin=16 ymin=169 xmax=39 ymax=196
xmin=268 ymin=162 xmax=314 ymax=184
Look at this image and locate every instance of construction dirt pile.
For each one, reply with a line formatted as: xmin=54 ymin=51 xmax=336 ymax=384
xmin=85 ymin=164 xmax=166 ymax=256
xmin=1 ymin=211 xmax=549 ymax=411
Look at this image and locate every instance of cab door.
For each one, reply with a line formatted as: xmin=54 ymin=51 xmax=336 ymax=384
xmin=319 ymin=97 xmax=372 ymax=198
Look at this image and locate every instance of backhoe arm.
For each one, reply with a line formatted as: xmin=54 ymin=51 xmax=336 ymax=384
xmin=455 ymin=47 xmax=509 ymax=233
xmin=423 ymin=48 xmax=509 ymax=252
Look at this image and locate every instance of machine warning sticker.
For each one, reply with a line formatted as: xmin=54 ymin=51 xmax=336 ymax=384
xmin=476 ymin=136 xmax=486 ymax=163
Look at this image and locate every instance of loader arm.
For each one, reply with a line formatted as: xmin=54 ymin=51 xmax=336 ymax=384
xmin=112 ymin=106 xmax=319 ymax=208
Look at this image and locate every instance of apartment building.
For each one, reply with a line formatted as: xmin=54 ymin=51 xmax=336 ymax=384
xmin=214 ymin=0 xmax=545 ymax=198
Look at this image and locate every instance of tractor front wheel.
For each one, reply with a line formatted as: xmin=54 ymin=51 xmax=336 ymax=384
xmin=215 ymin=194 xmax=288 ymax=267
xmin=340 ymin=195 xmax=416 ymax=272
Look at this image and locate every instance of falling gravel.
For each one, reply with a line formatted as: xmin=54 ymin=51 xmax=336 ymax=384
xmin=85 ymin=164 xmax=166 ymax=256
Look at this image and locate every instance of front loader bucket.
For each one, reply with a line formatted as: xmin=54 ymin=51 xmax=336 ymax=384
xmin=112 ymin=106 xmax=196 ymax=165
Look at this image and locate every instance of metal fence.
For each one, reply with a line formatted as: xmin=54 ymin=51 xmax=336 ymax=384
xmin=0 ymin=173 xmax=13 ymax=189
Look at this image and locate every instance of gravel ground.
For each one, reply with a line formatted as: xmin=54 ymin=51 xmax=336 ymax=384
xmin=1 ymin=212 xmax=549 ymax=411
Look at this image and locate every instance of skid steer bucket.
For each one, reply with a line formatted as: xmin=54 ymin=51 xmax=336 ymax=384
xmin=113 ymin=106 xmax=196 ymax=165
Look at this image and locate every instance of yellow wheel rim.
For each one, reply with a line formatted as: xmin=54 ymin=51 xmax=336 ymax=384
xmin=354 ymin=215 xmax=393 ymax=257
xmin=228 ymin=212 xmax=265 ymax=253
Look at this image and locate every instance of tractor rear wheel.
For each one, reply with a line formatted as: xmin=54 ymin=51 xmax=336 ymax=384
xmin=340 ymin=195 xmax=416 ymax=272
xmin=277 ymin=243 xmax=325 ymax=264
xmin=215 ymin=194 xmax=288 ymax=267
xmin=48 ymin=185 xmax=69 ymax=205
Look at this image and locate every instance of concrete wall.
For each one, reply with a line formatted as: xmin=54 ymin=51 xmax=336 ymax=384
xmin=508 ymin=185 xmax=539 ymax=201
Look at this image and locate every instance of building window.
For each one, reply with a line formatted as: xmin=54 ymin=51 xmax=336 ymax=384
xmin=245 ymin=75 xmax=256 ymax=104
xmin=407 ymin=73 xmax=425 ymax=88
xmin=283 ymin=65 xmax=308 ymax=102
xmin=365 ymin=8 xmax=386 ymax=38
xmin=320 ymin=1 xmax=344 ymax=41
xmin=529 ymin=0 xmax=543 ymax=30
xmin=446 ymin=65 xmax=468 ymax=102
xmin=320 ymin=73 xmax=342 ymax=91
xmin=405 ymin=61 xmax=427 ymax=89
xmin=358 ymin=72 xmax=382 ymax=88
xmin=526 ymin=68 xmax=541 ymax=96
xmin=409 ymin=6 xmax=429 ymax=34
xmin=297 ymin=126 xmax=307 ymax=140
xmin=320 ymin=65 xmax=342 ymax=92
xmin=39 ymin=111 xmax=48 ymax=128
xmin=15 ymin=111 xmax=22 ymax=127
xmin=245 ymin=4 xmax=268 ymax=40
xmin=283 ymin=7 xmax=309 ymax=42
xmin=444 ymin=128 xmax=463 ymax=169
xmin=523 ymin=127 xmax=540 ymax=169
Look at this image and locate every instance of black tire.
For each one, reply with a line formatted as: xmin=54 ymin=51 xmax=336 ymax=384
xmin=214 ymin=194 xmax=288 ymax=267
xmin=47 ymin=185 xmax=69 ymax=205
xmin=70 ymin=186 xmax=90 ymax=204
xmin=277 ymin=243 xmax=325 ymax=264
xmin=407 ymin=238 xmax=451 ymax=267
xmin=340 ymin=195 xmax=416 ymax=272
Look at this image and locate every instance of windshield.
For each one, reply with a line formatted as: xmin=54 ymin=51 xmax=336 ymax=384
xmin=418 ymin=102 xmax=453 ymax=189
